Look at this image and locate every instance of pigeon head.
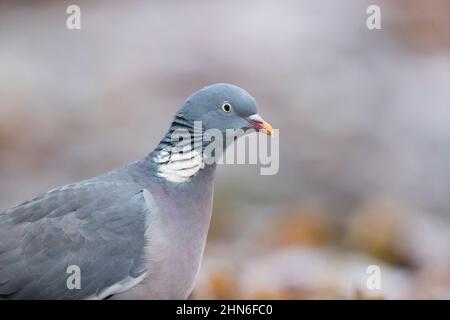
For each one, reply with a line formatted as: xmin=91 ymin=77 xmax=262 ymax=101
xmin=175 ymin=83 xmax=272 ymax=136
xmin=151 ymin=84 xmax=273 ymax=183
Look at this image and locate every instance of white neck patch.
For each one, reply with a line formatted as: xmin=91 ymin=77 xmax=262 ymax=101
xmin=153 ymin=147 xmax=205 ymax=183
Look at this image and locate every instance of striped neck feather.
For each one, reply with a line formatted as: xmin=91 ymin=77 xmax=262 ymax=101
xmin=152 ymin=114 xmax=205 ymax=183
xmin=153 ymin=147 xmax=205 ymax=183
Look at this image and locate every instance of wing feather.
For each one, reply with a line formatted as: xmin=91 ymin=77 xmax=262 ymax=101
xmin=0 ymin=180 xmax=150 ymax=299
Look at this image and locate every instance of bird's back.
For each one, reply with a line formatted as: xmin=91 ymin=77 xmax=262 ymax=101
xmin=0 ymin=166 xmax=150 ymax=299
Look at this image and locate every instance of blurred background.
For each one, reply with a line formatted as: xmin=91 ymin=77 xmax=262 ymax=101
xmin=1 ymin=0 xmax=450 ymax=299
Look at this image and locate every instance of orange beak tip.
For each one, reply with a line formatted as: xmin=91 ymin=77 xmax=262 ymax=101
xmin=246 ymin=114 xmax=273 ymax=136
xmin=262 ymin=123 xmax=273 ymax=136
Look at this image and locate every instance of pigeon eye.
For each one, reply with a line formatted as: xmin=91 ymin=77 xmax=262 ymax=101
xmin=221 ymin=102 xmax=232 ymax=113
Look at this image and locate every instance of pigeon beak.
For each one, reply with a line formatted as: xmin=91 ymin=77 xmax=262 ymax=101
xmin=246 ymin=114 xmax=273 ymax=136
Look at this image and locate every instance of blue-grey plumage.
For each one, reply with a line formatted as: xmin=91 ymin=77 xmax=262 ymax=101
xmin=0 ymin=83 xmax=273 ymax=299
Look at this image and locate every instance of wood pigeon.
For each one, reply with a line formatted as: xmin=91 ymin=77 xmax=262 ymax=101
xmin=0 ymin=83 xmax=273 ymax=299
